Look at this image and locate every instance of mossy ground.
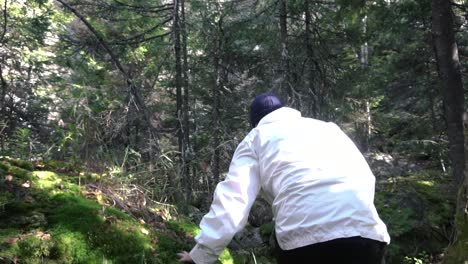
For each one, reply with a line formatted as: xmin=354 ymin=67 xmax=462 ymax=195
xmin=375 ymin=170 xmax=456 ymax=263
xmin=0 ymin=158 xmax=246 ymax=264
xmin=1 ymin=158 xmax=460 ymax=264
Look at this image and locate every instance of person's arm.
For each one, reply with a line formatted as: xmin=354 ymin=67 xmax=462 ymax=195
xmin=189 ymin=139 xmax=261 ymax=264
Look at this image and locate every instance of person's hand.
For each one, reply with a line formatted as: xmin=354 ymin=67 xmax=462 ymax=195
xmin=177 ymin=251 xmax=194 ymax=263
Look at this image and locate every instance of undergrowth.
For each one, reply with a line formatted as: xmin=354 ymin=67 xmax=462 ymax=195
xmin=375 ymin=170 xmax=455 ymax=263
xmin=0 ymin=158 xmax=238 ymax=263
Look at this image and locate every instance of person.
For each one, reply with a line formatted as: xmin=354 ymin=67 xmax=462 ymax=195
xmin=178 ymin=92 xmax=390 ymax=264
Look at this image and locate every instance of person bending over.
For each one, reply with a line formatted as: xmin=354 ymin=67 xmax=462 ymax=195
xmin=178 ymin=92 xmax=390 ymax=264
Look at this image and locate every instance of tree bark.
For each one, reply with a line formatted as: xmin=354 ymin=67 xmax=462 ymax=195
xmin=0 ymin=0 xmax=7 ymax=152
xmin=304 ymin=0 xmax=318 ymax=118
xmin=432 ymin=0 xmax=467 ymax=262
xmin=181 ymin=0 xmax=191 ymax=201
xmin=432 ymin=0 xmax=465 ymax=185
xmin=278 ymin=0 xmax=292 ymax=102
xmin=173 ymin=0 xmax=187 ymax=207
xmin=211 ymin=17 xmax=222 ymax=191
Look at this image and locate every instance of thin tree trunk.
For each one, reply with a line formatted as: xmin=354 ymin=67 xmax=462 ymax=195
xmin=361 ymin=16 xmax=370 ymax=152
xmin=181 ymin=0 xmax=191 ymax=202
xmin=0 ymin=64 xmax=7 ymax=152
xmin=304 ymin=1 xmax=317 ymax=118
xmin=211 ymin=17 xmax=222 ymax=191
xmin=278 ymin=0 xmax=292 ymax=102
xmin=0 ymin=0 xmax=7 ymax=152
xmin=173 ymin=0 xmax=186 ymax=207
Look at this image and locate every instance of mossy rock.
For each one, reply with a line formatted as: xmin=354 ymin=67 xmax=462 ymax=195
xmin=3 ymin=201 xmax=41 ymax=215
xmin=8 ymin=160 xmax=34 ymax=171
xmin=7 ymin=166 xmax=32 ymax=180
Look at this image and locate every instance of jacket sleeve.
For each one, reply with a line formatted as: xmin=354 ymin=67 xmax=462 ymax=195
xmin=189 ymin=139 xmax=261 ymax=264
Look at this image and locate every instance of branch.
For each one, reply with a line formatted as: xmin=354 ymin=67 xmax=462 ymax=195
xmin=108 ymin=17 xmax=172 ymax=45
xmin=451 ymin=1 xmax=468 ymax=11
xmin=55 ymin=0 xmax=161 ymax=150
xmin=110 ymin=31 xmax=172 ymax=46
xmin=56 ymin=0 xmax=128 ymax=77
xmin=113 ymin=0 xmax=174 ymax=13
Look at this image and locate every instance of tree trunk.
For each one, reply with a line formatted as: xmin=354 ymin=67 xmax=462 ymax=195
xmin=181 ymin=0 xmax=191 ymax=203
xmin=173 ymin=0 xmax=187 ymax=207
xmin=0 ymin=0 xmax=7 ymax=152
xmin=0 ymin=64 xmax=7 ymax=153
xmin=211 ymin=17 xmax=222 ymax=191
xmin=278 ymin=0 xmax=292 ymax=102
xmin=304 ymin=1 xmax=318 ymax=118
xmin=431 ymin=0 xmax=467 ymax=262
xmin=432 ymin=0 xmax=465 ymax=185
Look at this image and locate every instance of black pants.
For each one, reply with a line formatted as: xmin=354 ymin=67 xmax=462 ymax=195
xmin=277 ymin=236 xmax=387 ymax=264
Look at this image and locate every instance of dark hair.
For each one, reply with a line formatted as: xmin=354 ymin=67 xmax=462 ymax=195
xmin=249 ymin=92 xmax=284 ymax=128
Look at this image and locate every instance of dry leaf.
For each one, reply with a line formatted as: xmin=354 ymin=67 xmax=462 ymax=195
xmin=5 ymin=175 xmax=13 ymax=181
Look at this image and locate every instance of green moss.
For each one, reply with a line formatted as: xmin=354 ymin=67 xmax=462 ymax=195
xmin=0 ymin=192 xmax=13 ymax=205
xmin=17 ymin=235 xmax=53 ymax=261
xmin=152 ymin=232 xmax=187 ymax=264
xmin=0 ymin=161 xmax=9 ymax=172
xmin=443 ymin=185 xmax=468 ymax=264
xmin=3 ymin=201 xmax=42 ymax=215
xmin=40 ymin=160 xmax=81 ymax=174
xmin=8 ymin=160 xmax=34 ymax=171
xmin=105 ymin=207 xmax=131 ymax=221
xmin=0 ymin=228 xmax=21 ymax=242
xmin=48 ymin=193 xmax=160 ymax=263
xmin=259 ymin=222 xmax=274 ymax=237
xmin=33 ymin=171 xmax=58 ymax=181
xmin=376 ymin=170 xmax=455 ymax=263
xmin=218 ymin=249 xmax=234 ymax=264
xmin=2 ymin=159 xmax=249 ymax=264
xmin=49 ymin=231 xmax=101 ymax=264
xmin=167 ymin=219 xmax=200 ymax=237
xmin=7 ymin=166 xmax=31 ymax=180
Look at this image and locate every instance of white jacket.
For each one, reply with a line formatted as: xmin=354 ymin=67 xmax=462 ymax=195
xmin=190 ymin=107 xmax=390 ymax=264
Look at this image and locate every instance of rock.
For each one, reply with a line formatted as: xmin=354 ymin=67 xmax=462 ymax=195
xmin=365 ymin=152 xmax=399 ymax=178
xmin=9 ymin=212 xmax=47 ymax=227
xmin=248 ymin=197 xmax=273 ymax=227
xmin=187 ymin=205 xmax=204 ymax=224
xmin=229 ymin=226 xmax=264 ymax=250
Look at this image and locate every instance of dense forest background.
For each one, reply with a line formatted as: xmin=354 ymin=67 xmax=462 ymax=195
xmin=1 ymin=0 xmax=468 ymax=263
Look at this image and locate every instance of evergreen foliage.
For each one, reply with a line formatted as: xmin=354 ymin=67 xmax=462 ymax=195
xmin=0 ymin=0 xmax=467 ymax=262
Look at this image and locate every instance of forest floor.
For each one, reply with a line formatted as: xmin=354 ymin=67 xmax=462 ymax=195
xmin=0 ymin=158 xmax=249 ymax=264
xmin=0 ymin=156 xmax=457 ymax=264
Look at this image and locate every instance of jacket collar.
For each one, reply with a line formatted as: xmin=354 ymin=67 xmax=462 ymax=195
xmin=257 ymin=107 xmax=301 ymax=127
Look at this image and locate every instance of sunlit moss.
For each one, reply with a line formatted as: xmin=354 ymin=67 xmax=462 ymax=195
xmin=167 ymin=219 xmax=201 ymax=237
xmin=33 ymin=171 xmax=58 ymax=180
xmin=219 ymin=249 xmax=234 ymax=264
xmin=416 ymin=180 xmax=434 ymax=187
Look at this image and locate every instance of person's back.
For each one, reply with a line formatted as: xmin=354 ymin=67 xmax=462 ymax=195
xmin=250 ymin=107 xmax=389 ymax=254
